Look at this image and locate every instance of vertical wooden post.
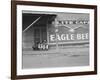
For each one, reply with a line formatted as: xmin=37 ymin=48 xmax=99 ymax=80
xmin=46 ymin=18 xmax=49 ymax=45
xmin=55 ymin=18 xmax=59 ymax=52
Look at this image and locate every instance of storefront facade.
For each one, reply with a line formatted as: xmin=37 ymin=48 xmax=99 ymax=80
xmin=22 ymin=12 xmax=89 ymax=50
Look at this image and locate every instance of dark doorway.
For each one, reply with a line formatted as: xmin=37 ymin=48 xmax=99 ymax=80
xmin=34 ymin=27 xmax=47 ymax=44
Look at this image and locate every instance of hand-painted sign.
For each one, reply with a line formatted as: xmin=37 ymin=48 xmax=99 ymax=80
xmin=48 ymin=20 xmax=89 ymax=44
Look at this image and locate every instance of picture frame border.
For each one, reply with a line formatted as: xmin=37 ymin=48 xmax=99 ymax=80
xmin=11 ymin=1 xmax=97 ymax=80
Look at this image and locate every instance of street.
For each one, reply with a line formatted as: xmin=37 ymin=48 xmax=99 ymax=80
xmin=22 ymin=45 xmax=89 ymax=69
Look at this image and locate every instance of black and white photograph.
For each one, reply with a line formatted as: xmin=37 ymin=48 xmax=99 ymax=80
xmin=11 ymin=1 xmax=97 ymax=79
xmin=22 ymin=11 xmax=90 ymax=69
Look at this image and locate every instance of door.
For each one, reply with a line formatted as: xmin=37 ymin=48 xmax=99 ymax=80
xmin=34 ymin=27 xmax=47 ymax=44
xmin=34 ymin=28 xmax=40 ymax=43
xmin=41 ymin=28 xmax=47 ymax=42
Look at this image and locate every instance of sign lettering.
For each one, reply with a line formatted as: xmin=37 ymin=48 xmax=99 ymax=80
xmin=50 ymin=33 xmax=89 ymax=41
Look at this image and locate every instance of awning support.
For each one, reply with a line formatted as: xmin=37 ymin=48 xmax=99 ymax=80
xmin=23 ymin=16 xmax=41 ymax=32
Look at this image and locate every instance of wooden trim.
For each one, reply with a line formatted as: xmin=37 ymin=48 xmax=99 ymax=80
xmin=11 ymin=1 xmax=17 ymax=80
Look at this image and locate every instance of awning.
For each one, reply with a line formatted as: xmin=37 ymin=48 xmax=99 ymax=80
xmin=22 ymin=13 xmax=57 ymax=32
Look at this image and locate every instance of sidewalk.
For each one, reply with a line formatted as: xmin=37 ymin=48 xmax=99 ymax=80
xmin=23 ymin=46 xmax=89 ymax=56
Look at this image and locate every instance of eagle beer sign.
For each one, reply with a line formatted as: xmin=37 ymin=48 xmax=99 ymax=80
xmin=49 ymin=19 xmax=89 ymax=44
